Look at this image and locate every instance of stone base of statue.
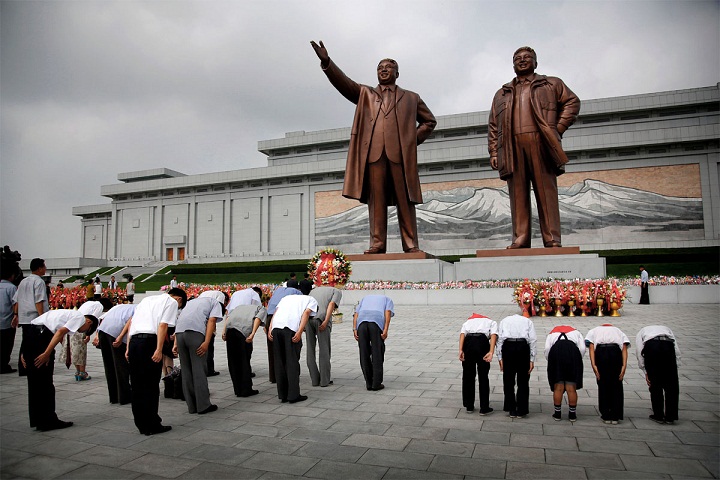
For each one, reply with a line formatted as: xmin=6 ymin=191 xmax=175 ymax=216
xmin=456 ymin=248 xmax=606 ymax=281
xmin=347 ymin=251 xmax=452 ymax=282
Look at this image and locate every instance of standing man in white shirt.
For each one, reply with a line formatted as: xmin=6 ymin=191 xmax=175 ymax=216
xmin=496 ymin=314 xmax=537 ymax=418
xmin=126 ymin=288 xmax=187 ymax=435
xmin=25 ymin=306 xmax=101 ymax=431
xmin=636 ymin=325 xmax=681 ymax=424
xmin=13 ymin=258 xmax=48 ymax=376
xmin=459 ymin=313 xmax=498 ymax=415
xmin=639 ymin=266 xmax=650 ymax=304
xmin=169 ymin=276 xmax=179 ymax=289
xmin=267 ymin=294 xmax=318 ymax=403
xmin=307 ymin=286 xmax=343 ymax=387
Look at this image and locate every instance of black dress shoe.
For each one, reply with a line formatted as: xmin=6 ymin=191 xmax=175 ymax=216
xmin=289 ymin=395 xmax=308 ymax=404
xmin=238 ymin=389 xmax=259 ymax=397
xmin=0 ymin=367 xmax=17 ymax=374
xmin=371 ymin=384 xmax=385 ymax=391
xmin=320 ymin=381 xmax=333 ymax=387
xmin=198 ymin=404 xmax=218 ymax=414
xmin=146 ymin=425 xmax=172 ymax=435
xmin=207 ymin=371 xmax=220 ymax=377
xmin=250 ymin=372 xmax=256 ymax=378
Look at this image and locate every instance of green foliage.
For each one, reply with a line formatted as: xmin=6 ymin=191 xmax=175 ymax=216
xmin=170 ymin=260 xmax=309 ymax=275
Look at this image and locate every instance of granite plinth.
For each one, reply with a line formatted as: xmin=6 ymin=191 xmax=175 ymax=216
xmin=348 ymin=258 xmax=452 ymax=283
xmin=456 ymin=253 xmax=606 ymax=280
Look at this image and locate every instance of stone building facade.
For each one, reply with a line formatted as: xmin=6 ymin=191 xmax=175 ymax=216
xmin=73 ymin=85 xmax=720 ymax=265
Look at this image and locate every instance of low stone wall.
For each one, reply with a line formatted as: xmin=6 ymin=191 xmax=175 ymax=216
xmin=339 ymin=285 xmax=719 ymax=306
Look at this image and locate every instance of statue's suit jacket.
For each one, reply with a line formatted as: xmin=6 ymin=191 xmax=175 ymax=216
xmin=321 ymin=59 xmax=436 ymax=205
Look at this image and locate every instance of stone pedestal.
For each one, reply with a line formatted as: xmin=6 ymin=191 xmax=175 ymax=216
xmin=347 ymin=251 xmax=451 ymax=282
xmin=456 ymin=249 xmax=606 ymax=281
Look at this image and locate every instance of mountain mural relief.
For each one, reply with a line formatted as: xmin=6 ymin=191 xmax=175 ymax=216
xmin=314 ymin=179 xmax=703 ymax=252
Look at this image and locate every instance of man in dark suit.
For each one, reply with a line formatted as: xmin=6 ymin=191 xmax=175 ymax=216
xmin=311 ymin=41 xmax=436 ymax=254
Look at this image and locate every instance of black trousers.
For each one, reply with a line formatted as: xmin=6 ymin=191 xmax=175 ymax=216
xmin=128 ymin=334 xmax=164 ymax=433
xmin=206 ymin=333 xmax=216 ymax=374
xmin=226 ymin=328 xmax=254 ymax=396
xmin=357 ymin=322 xmax=385 ymax=389
xmin=25 ymin=326 xmax=59 ymax=428
xmin=643 ymin=339 xmax=679 ymax=421
xmin=462 ymin=334 xmax=491 ymax=411
xmin=272 ymin=327 xmax=302 ymax=401
xmin=640 ymin=283 xmax=650 ymax=304
xmin=595 ymin=344 xmax=624 ymax=421
xmin=501 ymin=340 xmax=530 ymax=415
xmin=266 ymin=315 xmax=275 ymax=383
xmin=18 ymin=324 xmax=31 ymax=376
xmin=0 ymin=327 xmax=16 ymax=372
xmin=98 ymin=331 xmax=131 ymax=404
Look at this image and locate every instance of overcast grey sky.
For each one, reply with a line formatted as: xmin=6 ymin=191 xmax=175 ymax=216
xmin=1 ymin=0 xmax=718 ymax=260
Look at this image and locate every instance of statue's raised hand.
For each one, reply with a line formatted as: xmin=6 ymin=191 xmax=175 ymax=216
xmin=310 ymin=40 xmax=329 ymax=67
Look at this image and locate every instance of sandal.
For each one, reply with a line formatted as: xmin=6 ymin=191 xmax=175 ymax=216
xmin=75 ymin=371 xmax=91 ymax=381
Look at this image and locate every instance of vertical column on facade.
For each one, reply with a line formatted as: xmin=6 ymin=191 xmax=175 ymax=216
xmin=223 ymin=193 xmax=231 ymax=255
xmin=261 ymin=190 xmax=269 ymax=254
xmin=154 ymin=202 xmax=162 ymax=262
xmin=110 ymin=203 xmax=118 ymax=260
xmin=187 ymin=196 xmax=196 ymax=257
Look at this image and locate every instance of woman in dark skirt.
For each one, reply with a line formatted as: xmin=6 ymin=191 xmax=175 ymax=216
xmin=544 ymin=325 xmax=586 ymax=422
xmin=586 ymin=324 xmax=630 ymax=424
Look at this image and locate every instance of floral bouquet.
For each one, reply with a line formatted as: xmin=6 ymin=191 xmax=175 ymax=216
xmin=513 ymin=279 xmax=537 ymax=316
xmin=534 ymin=282 xmax=553 ymax=314
xmin=308 ymin=248 xmax=352 ymax=288
xmin=606 ymin=279 xmax=627 ymax=304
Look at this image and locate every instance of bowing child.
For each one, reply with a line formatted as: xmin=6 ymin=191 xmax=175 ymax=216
xmin=544 ymin=325 xmax=585 ymax=422
xmin=459 ymin=313 xmax=498 ymax=415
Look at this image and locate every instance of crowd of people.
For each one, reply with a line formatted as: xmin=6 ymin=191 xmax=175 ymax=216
xmin=0 ymin=255 xmax=682 ymax=435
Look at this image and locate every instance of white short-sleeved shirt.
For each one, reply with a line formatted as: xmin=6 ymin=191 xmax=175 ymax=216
xmin=129 ymin=293 xmax=179 ymax=336
xmin=175 ymin=297 xmax=223 ymax=334
xmin=585 ymin=324 xmax=630 ymax=348
xmin=227 ymin=288 xmax=261 ymax=312
xmin=544 ymin=326 xmax=586 ymax=359
xmin=496 ymin=314 xmax=538 ymax=361
xmin=460 ymin=314 xmax=498 ymax=337
xmin=635 ymin=325 xmax=681 ymax=372
xmin=98 ymin=304 xmax=136 ymax=341
xmin=32 ymin=310 xmax=86 ymax=334
xmin=271 ymin=295 xmax=318 ymax=332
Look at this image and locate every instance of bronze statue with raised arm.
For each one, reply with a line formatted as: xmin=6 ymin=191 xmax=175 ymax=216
xmin=488 ymin=46 xmax=580 ymax=249
xmin=311 ymin=40 xmax=436 ymax=254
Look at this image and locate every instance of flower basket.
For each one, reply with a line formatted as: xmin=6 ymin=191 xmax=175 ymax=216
xmin=308 ymin=248 xmax=352 ymax=288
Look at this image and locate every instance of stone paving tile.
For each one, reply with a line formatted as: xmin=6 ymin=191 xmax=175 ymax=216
xmin=367 ymin=412 xmax=426 ymax=426
xmin=542 ymin=422 xmax=612 ymax=439
xmin=586 ymin=469 xmax=672 ymax=479
xmin=647 ymin=442 xmax=719 ymax=461
xmin=303 ymin=459 xmax=387 ymax=480
xmin=56 ymin=464 xmax=142 ymax=479
xmin=294 ymin=442 xmax=368 ymax=463
xmin=480 ymin=418 xmax=544 ymax=435
xmin=126 ymin=436 xmax=198 ymax=457
xmin=284 ymin=426 xmax=350 ymax=444
xmin=241 ymin=451 xmax=319 ymax=476
xmin=673 ymin=430 xmax=720 ymax=446
xmin=444 ymin=428 xmax=510 ymax=446
xmin=509 ymin=432 xmax=579 ymax=450
xmin=472 ymin=443 xmax=545 ymax=463
xmin=66 ymin=444 xmax=146 ymax=468
xmin=81 ymin=429 xmax=149 ymax=448
xmin=506 ymin=461 xmax=588 ymax=479
xmin=181 ymin=428 xmax=250 ymax=446
xmin=384 ymin=423 xmax=448 ymax=440
xmin=327 ymin=419 xmax=390 ymax=435
xmin=120 ymin=453 xmax=202 ymax=478
xmin=382 ymin=467 xmax=463 ymax=479
xmin=342 ymin=432 xmax=410 ymax=451
xmin=176 ymin=462 xmax=264 ymax=479
xmin=235 ymin=435 xmax=306 ymax=454
xmin=620 ymin=455 xmax=715 ymax=477
xmin=357 ymin=448 xmax=435 ymax=471
xmin=2 ymin=455 xmax=90 ymax=480
xmin=546 ymin=449 xmax=625 ymax=470
xmin=232 ymin=422 xmax=297 ymax=438
xmin=0 ymin=448 xmax=33 ymax=470
xmin=428 ymin=455 xmax=507 ymax=478
xmin=405 ymin=438 xmax=475 ymax=457
xmin=577 ymin=436 xmax=654 ymax=455
xmin=606 ymin=427 xmax=680 ymax=443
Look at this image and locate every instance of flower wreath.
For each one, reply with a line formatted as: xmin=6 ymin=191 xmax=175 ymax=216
xmin=307 ymin=248 xmax=352 ymax=288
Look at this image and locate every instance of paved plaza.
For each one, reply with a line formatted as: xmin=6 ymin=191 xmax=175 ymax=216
xmin=1 ymin=302 xmax=718 ymax=479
